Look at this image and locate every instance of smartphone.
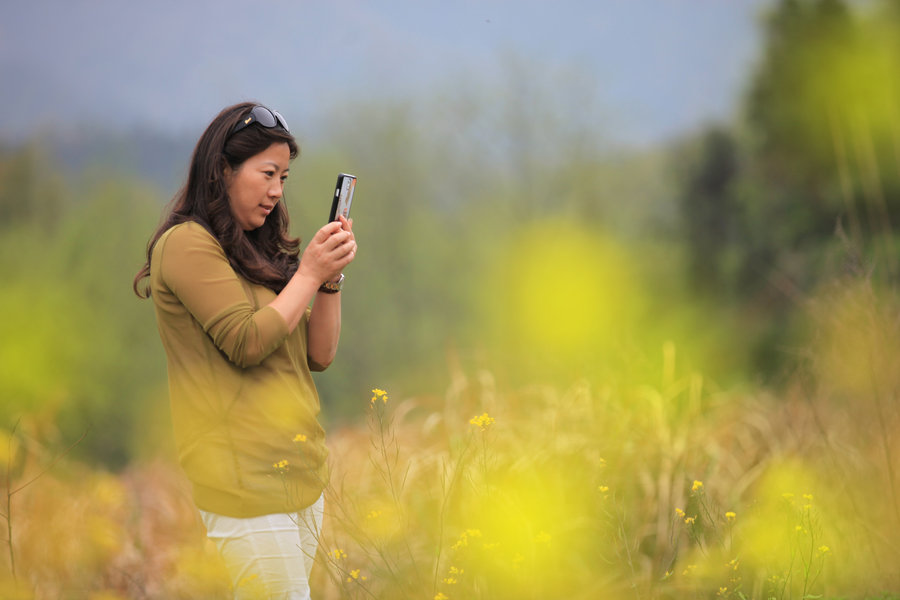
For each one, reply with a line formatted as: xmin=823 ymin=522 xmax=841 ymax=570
xmin=329 ymin=173 xmax=356 ymax=222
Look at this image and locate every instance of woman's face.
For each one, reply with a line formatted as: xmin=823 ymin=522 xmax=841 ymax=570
xmin=225 ymin=142 xmax=291 ymax=231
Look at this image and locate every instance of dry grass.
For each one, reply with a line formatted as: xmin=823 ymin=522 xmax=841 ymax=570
xmin=3 ymin=281 xmax=900 ymax=598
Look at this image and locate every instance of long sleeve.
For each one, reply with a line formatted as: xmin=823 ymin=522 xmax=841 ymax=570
xmin=155 ymin=222 xmax=289 ymax=368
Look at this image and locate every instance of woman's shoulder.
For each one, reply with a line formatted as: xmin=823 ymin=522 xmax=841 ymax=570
xmin=154 ymin=221 xmax=223 ymax=260
xmin=164 ymin=220 xmax=215 ymax=241
xmin=161 ymin=220 xmax=218 ymax=246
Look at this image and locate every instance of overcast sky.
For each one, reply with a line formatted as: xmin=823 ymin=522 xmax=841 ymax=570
xmin=1 ymin=0 xmax=772 ymax=147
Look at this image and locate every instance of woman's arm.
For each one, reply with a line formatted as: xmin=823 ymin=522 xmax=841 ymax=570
xmin=307 ymin=284 xmax=342 ymax=371
xmin=307 ymin=217 xmax=355 ymax=369
xmin=157 ymin=223 xmax=292 ymax=368
xmin=269 ymin=216 xmax=356 ymax=367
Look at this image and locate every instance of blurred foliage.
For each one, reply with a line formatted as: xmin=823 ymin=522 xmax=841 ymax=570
xmin=674 ymin=0 xmax=900 ymax=376
xmin=1 ymin=0 xmax=900 ymax=595
xmin=0 ymin=144 xmax=167 ymax=467
xmin=3 ymin=0 xmax=899 ymax=466
xmin=307 ymin=335 xmax=900 ymax=598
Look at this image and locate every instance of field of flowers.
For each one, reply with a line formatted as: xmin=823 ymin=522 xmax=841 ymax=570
xmin=2 ymin=276 xmax=899 ymax=599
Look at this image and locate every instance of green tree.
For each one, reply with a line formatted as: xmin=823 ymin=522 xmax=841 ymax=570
xmin=676 ymin=127 xmax=740 ymax=293
xmin=741 ymin=0 xmax=900 ymax=290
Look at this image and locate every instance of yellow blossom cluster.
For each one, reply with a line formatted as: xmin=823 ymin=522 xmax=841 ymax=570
xmin=675 ymin=507 xmax=696 ymax=525
xmin=469 ymin=413 xmax=496 ymax=430
xmin=331 ymin=549 xmax=347 ymax=560
xmin=451 ymin=528 xmax=482 ymax=550
xmin=692 ymin=480 xmax=704 ymax=493
xmin=435 ymin=567 xmax=464 ymax=599
xmin=293 ymin=433 xmax=307 ymax=443
xmin=370 ymin=388 xmax=389 ymax=404
xmin=273 ymin=459 xmax=290 ymax=472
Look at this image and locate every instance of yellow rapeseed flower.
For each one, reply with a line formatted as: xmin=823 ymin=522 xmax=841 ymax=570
xmin=366 ymin=510 xmax=382 ymax=519
xmin=293 ymin=433 xmax=307 ymax=443
xmin=692 ymin=480 xmax=703 ymax=493
xmin=469 ymin=413 xmax=496 ymax=430
xmin=346 ymin=568 xmax=367 ymax=582
xmin=442 ymin=577 xmax=457 ymax=585
xmin=725 ymin=511 xmax=736 ymax=522
xmin=818 ymin=545 xmax=831 ymax=555
xmin=684 ymin=516 xmax=696 ymax=525
xmin=331 ymin=549 xmax=347 ymax=560
xmin=371 ymin=388 xmax=389 ymax=404
xmin=598 ymin=485 xmax=609 ymax=494
xmin=448 ymin=566 xmax=463 ymax=575
xmin=435 ymin=594 xmax=449 ymax=600
xmin=718 ymin=587 xmax=728 ymax=596
xmin=675 ymin=508 xmax=685 ymax=518
xmin=273 ymin=459 xmax=290 ymax=472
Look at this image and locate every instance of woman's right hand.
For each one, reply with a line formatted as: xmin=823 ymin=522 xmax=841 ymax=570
xmin=298 ymin=217 xmax=357 ymax=284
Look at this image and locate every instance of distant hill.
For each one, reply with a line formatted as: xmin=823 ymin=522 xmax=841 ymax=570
xmin=30 ymin=128 xmax=197 ymax=196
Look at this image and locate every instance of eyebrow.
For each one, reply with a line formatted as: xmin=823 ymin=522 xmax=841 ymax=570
xmin=261 ymin=161 xmax=289 ymax=172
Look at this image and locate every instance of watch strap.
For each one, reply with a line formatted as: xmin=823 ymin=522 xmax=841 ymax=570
xmin=318 ymin=273 xmax=344 ymax=294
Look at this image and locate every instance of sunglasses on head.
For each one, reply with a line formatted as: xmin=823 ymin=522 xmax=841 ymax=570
xmin=231 ymin=105 xmax=290 ymax=136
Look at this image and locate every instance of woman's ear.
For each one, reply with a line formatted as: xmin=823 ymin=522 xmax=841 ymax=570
xmin=222 ymin=160 xmax=234 ymax=185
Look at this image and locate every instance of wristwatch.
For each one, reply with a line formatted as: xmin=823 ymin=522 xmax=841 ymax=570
xmin=319 ymin=273 xmax=344 ymax=294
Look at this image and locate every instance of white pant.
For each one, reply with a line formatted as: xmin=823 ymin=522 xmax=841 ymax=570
xmin=200 ymin=495 xmax=325 ymax=600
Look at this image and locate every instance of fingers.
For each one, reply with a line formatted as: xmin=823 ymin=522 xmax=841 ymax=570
xmin=321 ymin=229 xmax=354 ymax=252
xmin=312 ymin=220 xmax=343 ymax=243
xmin=302 ymin=219 xmax=357 ymax=283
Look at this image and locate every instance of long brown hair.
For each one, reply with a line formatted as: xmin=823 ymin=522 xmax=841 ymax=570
xmin=133 ymin=102 xmax=300 ymax=298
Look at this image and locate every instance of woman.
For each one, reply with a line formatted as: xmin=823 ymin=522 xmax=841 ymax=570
xmin=133 ymin=102 xmax=357 ymax=598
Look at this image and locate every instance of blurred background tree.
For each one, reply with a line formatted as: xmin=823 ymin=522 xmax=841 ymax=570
xmin=673 ymin=0 xmax=900 ymax=376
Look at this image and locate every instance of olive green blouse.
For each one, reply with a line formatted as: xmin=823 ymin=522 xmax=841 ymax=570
xmin=150 ymin=221 xmax=328 ymax=517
